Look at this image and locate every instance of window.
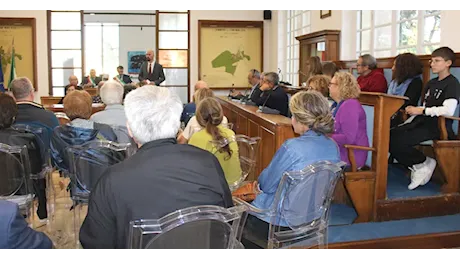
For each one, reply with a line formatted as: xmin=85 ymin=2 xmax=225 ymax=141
xmin=278 ymin=10 xmax=310 ymax=87
xmin=48 ymin=11 xmax=83 ymax=96
xmin=84 ymin=22 xmax=119 ymax=77
xmin=356 ymin=10 xmax=441 ymax=58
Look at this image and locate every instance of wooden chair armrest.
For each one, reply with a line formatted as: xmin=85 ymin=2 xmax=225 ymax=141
xmin=438 ymin=116 xmax=460 ymax=140
xmin=344 ymin=145 xmax=376 ymax=172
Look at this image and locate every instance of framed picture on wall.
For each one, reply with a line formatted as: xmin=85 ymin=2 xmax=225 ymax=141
xmin=198 ymin=20 xmax=263 ymax=89
xmin=127 ymin=51 xmax=146 ymax=74
xmin=0 ymin=18 xmax=37 ymax=91
xmin=320 ymin=10 xmax=332 ymax=19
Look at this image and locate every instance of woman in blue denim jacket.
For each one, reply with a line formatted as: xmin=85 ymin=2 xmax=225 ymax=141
xmin=242 ymin=91 xmax=340 ymax=248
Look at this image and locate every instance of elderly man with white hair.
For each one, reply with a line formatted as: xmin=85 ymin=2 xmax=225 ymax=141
xmin=79 ymin=86 xmax=233 ymax=249
xmin=90 ymin=80 xmax=127 ymax=127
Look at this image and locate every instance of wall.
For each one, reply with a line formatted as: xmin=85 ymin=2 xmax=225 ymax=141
xmin=440 ymin=10 xmax=460 ymax=53
xmin=0 ymin=10 xmax=48 ymax=102
xmin=84 ymin=11 xmax=156 ymax=78
xmin=190 ymin=10 xmax=272 ymax=99
xmin=310 ymin=10 xmax=342 ymax=32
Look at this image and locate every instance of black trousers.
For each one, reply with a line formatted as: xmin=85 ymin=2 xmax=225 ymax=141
xmin=32 ymin=179 xmax=47 ymax=219
xmin=389 ymin=120 xmax=439 ymax=169
xmin=241 ymin=215 xmax=291 ymax=249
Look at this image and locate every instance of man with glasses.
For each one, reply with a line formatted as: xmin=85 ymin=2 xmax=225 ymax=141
xmin=356 ymin=54 xmax=388 ymax=93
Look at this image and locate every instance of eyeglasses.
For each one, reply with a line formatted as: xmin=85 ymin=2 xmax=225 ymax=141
xmin=356 ymin=63 xmax=364 ymax=67
xmin=430 ymin=58 xmax=445 ymax=64
xmin=328 ymin=82 xmax=338 ymax=87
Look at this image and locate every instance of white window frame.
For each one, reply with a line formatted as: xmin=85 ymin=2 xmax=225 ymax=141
xmin=356 ymin=10 xmax=441 ymax=58
xmin=279 ymin=10 xmax=310 ymax=87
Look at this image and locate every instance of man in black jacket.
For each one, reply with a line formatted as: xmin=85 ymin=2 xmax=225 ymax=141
xmin=114 ymin=65 xmax=132 ymax=85
xmin=79 ymin=85 xmax=233 ymax=249
xmin=138 ymin=49 xmax=166 ymax=86
xmin=250 ymin=72 xmax=289 ymax=117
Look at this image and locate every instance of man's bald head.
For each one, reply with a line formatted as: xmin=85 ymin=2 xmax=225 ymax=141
xmin=146 ymin=49 xmax=154 ymax=62
xmin=69 ymin=75 xmax=78 ymax=87
xmin=194 ymin=80 xmax=208 ymax=90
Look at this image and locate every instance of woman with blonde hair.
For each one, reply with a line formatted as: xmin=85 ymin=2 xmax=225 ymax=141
xmin=329 ymin=72 xmax=369 ymax=168
xmin=305 ymin=75 xmax=330 ymax=97
xmin=188 ymin=97 xmax=240 ymax=184
xmin=178 ymin=88 xmax=229 ymax=144
xmin=240 ymin=91 xmax=340 ymax=248
xmin=303 ymin=56 xmax=323 ymax=83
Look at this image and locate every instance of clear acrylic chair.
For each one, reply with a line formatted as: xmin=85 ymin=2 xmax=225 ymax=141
xmin=208 ymin=134 xmax=261 ymax=191
xmin=234 ymin=160 xmax=345 ymax=249
xmin=127 ymin=205 xmax=247 ymax=249
xmin=0 ymin=143 xmax=35 ymax=226
xmin=13 ymin=123 xmax=55 ymax=218
xmin=66 ymin=140 xmax=135 ymax=248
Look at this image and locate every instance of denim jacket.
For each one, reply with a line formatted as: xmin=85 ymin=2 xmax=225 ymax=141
xmin=251 ymin=130 xmax=340 ymax=225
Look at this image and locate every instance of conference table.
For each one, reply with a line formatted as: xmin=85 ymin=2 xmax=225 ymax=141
xmin=217 ymin=96 xmax=295 ymax=181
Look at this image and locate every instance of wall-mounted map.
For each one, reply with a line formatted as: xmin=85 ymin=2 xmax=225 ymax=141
xmin=199 ymin=21 xmax=263 ymax=89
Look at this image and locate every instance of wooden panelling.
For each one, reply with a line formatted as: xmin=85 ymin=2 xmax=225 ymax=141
xmin=40 ymin=96 xmax=62 ymax=106
xmin=434 ymin=143 xmax=460 ymax=193
xmin=236 ymin=113 xmax=248 ymax=135
xmin=344 ymin=171 xmax=376 ymax=223
xmin=259 ymin=126 xmax=276 ymax=179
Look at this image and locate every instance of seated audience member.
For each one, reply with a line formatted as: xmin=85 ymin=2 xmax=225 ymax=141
xmin=241 ymin=91 xmax=340 ymax=247
xmin=305 ymin=75 xmax=330 ymax=97
xmin=251 ymin=72 xmax=289 ymax=117
xmin=58 ymin=84 xmax=81 ymax=104
xmin=81 ymin=69 xmax=102 ymax=88
xmin=329 ymin=72 xmax=369 ymax=169
xmin=357 ymin=54 xmax=388 ymax=93
xmin=189 ymin=97 xmax=241 ymax=184
xmin=303 ymin=56 xmax=323 ymax=83
xmin=0 ymin=93 xmax=46 ymax=220
xmin=388 ymin=53 xmax=423 ymax=127
xmin=67 ymin=75 xmax=80 ymax=89
xmin=178 ymin=88 xmax=229 ymax=144
xmin=90 ymin=81 xmax=127 ymax=127
xmin=91 ymin=82 xmax=104 ymax=104
xmin=389 ymin=46 xmax=460 ymax=190
xmin=322 ymin=62 xmax=339 ymax=78
xmin=10 ymin=77 xmax=59 ymax=220
xmin=51 ymin=90 xmax=117 ymax=173
xmin=0 ymin=201 xmax=53 ymax=249
xmin=79 ymin=86 xmax=233 ymax=249
xmin=181 ymin=80 xmax=208 ymax=124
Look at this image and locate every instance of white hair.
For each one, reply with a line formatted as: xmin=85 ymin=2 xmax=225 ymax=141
xmin=124 ymin=86 xmax=183 ymax=145
xmin=100 ymin=80 xmax=124 ymax=105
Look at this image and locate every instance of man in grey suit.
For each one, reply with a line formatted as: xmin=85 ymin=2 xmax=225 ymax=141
xmin=138 ymin=49 xmax=166 ymax=86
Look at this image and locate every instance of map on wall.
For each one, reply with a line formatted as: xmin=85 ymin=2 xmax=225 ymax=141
xmin=199 ymin=21 xmax=262 ymax=89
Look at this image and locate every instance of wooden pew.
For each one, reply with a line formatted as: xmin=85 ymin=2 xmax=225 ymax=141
xmin=40 ymin=96 xmax=62 ymax=106
xmin=217 ymin=96 xmax=295 ymax=180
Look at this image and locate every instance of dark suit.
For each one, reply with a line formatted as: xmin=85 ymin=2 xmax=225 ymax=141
xmin=117 ymin=74 xmax=132 ymax=84
xmin=251 ymin=85 xmax=289 ymax=117
xmin=81 ymin=76 xmax=102 ymax=87
xmin=138 ymin=61 xmax=166 ymax=85
xmin=0 ymin=199 xmax=52 ymax=248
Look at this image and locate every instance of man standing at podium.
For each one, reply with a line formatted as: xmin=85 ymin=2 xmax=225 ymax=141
xmin=138 ymin=49 xmax=166 ymax=86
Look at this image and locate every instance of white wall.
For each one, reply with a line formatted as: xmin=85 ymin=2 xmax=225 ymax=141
xmin=190 ymin=10 xmax=271 ymax=99
xmin=310 ymin=10 xmax=342 ymax=32
xmin=0 ymin=10 xmax=48 ymax=102
xmin=440 ymin=10 xmax=460 ymax=53
xmin=84 ymin=11 xmax=156 ymax=78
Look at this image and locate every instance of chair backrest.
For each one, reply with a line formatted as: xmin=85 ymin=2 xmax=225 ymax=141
xmin=268 ymin=160 xmax=345 ymax=249
xmin=55 ymin=112 xmax=70 ymax=125
xmin=229 ymin=135 xmax=261 ymax=191
xmin=128 ymin=205 xmax=246 ymax=249
xmin=110 ymin=125 xmax=137 ymax=148
xmin=362 ymin=105 xmax=375 ymax=167
xmin=12 ymin=123 xmax=52 ymax=178
xmin=453 ymin=105 xmax=459 ymax=138
xmin=66 ymin=140 xmax=135 ymax=201
xmin=0 ymin=144 xmax=31 ymax=198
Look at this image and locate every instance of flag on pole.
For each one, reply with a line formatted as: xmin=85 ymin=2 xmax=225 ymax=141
xmin=8 ymin=38 xmax=17 ymax=91
xmin=0 ymin=54 xmax=4 ymax=92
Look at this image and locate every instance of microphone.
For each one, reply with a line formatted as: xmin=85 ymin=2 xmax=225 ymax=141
xmin=257 ymin=89 xmax=279 ymax=114
xmin=278 ymin=68 xmax=283 ymax=81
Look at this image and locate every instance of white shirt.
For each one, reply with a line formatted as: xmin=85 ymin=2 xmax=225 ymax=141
xmin=182 ymin=116 xmax=229 ymax=140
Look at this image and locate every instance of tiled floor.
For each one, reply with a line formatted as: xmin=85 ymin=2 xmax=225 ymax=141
xmin=31 ymin=171 xmax=87 ymax=249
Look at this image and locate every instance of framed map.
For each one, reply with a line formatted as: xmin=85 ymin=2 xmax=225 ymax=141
xmin=0 ymin=18 xmax=37 ymax=91
xmin=199 ymin=20 xmax=263 ymax=89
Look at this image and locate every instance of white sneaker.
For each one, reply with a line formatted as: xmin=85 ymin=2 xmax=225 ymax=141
xmin=408 ymin=157 xmax=436 ymax=190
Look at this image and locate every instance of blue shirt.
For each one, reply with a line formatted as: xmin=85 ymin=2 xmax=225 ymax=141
xmin=251 ymin=130 xmax=340 ymax=225
xmin=181 ymin=102 xmax=196 ymax=124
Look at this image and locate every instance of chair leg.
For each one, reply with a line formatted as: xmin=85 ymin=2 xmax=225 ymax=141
xmin=73 ymin=202 xmax=81 ymax=248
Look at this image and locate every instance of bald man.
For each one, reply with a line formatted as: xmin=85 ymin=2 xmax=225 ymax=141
xmin=195 ymin=80 xmax=208 ymax=90
xmin=180 ymin=80 xmax=209 ymax=124
xmin=138 ymin=49 xmax=166 ymax=86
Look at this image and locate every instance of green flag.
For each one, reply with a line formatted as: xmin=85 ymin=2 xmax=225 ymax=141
xmin=8 ymin=40 xmax=16 ymax=90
